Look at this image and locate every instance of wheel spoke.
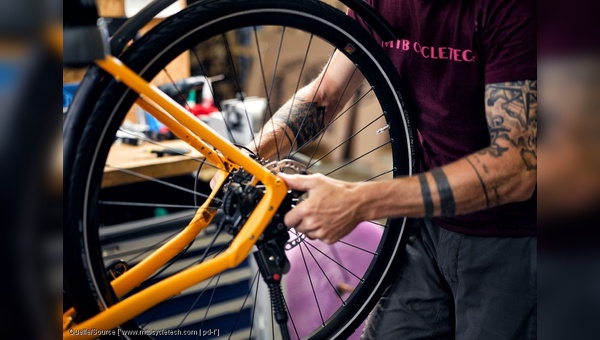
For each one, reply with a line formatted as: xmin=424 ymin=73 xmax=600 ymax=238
xmin=304 ymin=62 xmax=358 ymax=169
xmin=292 ymin=86 xmax=374 ymax=156
xmin=363 ymin=168 xmax=395 ymax=182
xmin=104 ymin=164 xmax=221 ymax=203
xmin=300 ymin=241 xmax=346 ymax=304
xmin=322 ymin=140 xmax=392 ymax=176
xmin=229 ymin=270 xmax=260 ymax=339
xmin=277 ymin=33 xmax=314 ymax=157
xmin=307 ymin=112 xmax=386 ymax=169
xmin=299 ymin=237 xmax=363 ymax=282
xmin=298 ymin=240 xmax=326 ymax=325
xmin=287 ymin=47 xmax=337 ymax=159
xmin=222 ymin=32 xmax=259 ymax=152
xmin=99 ymin=201 xmax=200 ymax=209
xmin=191 ymin=47 xmax=238 ymax=143
xmin=254 ymin=26 xmax=282 ymax=161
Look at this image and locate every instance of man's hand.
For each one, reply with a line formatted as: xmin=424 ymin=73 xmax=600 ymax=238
xmin=209 ymin=170 xmax=224 ymax=189
xmin=279 ymin=173 xmax=364 ymax=244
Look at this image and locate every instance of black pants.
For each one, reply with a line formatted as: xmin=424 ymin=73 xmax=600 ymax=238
xmin=362 ymin=219 xmax=537 ymax=340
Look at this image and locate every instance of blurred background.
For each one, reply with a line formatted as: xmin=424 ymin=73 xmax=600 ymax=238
xmin=0 ymin=0 xmax=62 ymax=339
xmin=538 ymin=1 xmax=600 ymax=339
xmin=0 ymin=0 xmax=599 ymax=339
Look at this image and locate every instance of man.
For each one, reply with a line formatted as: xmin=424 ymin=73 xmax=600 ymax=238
xmin=217 ymin=0 xmax=537 ymax=338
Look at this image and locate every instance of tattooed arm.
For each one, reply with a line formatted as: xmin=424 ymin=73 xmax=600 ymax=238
xmin=462 ymin=80 xmax=538 ymax=209
xmin=281 ymin=80 xmax=537 ymax=243
xmin=210 ymin=51 xmax=362 ymax=189
xmin=414 ymin=81 xmax=537 ymax=216
xmin=249 ymin=50 xmax=364 ymax=160
xmin=409 ymin=80 xmax=537 ymax=218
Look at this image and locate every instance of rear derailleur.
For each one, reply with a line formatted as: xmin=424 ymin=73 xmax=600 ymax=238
xmin=217 ymin=159 xmax=306 ymax=339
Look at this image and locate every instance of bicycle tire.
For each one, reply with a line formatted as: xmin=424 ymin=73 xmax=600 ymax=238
xmin=64 ymin=0 xmax=416 ymax=339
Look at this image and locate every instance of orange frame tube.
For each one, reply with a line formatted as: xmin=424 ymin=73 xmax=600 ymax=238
xmin=63 ymin=56 xmax=289 ymax=340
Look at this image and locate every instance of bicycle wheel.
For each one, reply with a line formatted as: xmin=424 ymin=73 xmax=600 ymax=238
xmin=64 ymin=0 xmax=416 ymax=339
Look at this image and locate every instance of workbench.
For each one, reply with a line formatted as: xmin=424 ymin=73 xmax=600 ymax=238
xmin=102 ymin=139 xmax=210 ymax=188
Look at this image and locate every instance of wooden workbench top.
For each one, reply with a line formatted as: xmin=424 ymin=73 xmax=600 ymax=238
xmin=102 ymin=139 xmax=208 ymax=188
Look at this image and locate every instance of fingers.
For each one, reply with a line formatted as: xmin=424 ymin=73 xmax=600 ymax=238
xmin=279 ymin=173 xmax=316 ymax=229
xmin=283 ymin=195 xmax=320 ymax=238
xmin=279 ymin=173 xmax=344 ymax=244
xmin=280 ymin=173 xmax=320 ymax=228
xmin=299 ymin=228 xmax=338 ymax=245
xmin=284 ymin=201 xmax=306 ymax=231
xmin=286 ymin=204 xmax=340 ymax=245
xmin=278 ymin=172 xmax=320 ymax=191
xmin=209 ymin=170 xmax=225 ymax=189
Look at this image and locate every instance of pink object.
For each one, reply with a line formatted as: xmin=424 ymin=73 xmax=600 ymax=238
xmin=285 ymin=222 xmax=383 ymax=339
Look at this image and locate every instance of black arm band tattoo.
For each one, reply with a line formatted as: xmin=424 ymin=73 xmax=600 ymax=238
xmin=431 ymin=168 xmax=456 ymax=217
xmin=419 ymin=173 xmax=434 ymax=218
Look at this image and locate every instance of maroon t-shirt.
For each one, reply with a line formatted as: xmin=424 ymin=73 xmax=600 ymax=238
xmin=349 ymin=0 xmax=537 ymax=236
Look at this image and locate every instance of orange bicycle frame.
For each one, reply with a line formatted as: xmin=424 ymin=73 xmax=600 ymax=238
xmin=63 ymin=55 xmax=289 ymax=340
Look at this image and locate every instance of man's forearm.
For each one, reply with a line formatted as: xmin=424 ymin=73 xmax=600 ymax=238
xmin=271 ymin=91 xmax=327 ymax=153
xmin=250 ymin=85 xmax=327 ymax=160
xmin=249 ymin=51 xmax=364 ymax=160
xmin=356 ymin=80 xmax=538 ymax=221
xmin=356 ymin=145 xmax=536 ymax=221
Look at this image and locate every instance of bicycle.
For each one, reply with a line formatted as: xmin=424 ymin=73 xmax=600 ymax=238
xmin=63 ymin=0 xmax=416 ymax=339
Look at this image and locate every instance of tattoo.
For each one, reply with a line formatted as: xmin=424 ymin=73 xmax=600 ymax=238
xmin=470 ymin=154 xmax=502 ymax=206
xmin=492 ymin=186 xmax=501 ymax=204
xmin=419 ymin=173 xmax=434 ymax=218
xmin=269 ymin=116 xmax=295 ymax=148
xmin=273 ymin=95 xmax=326 ymax=149
xmin=480 ymin=80 xmax=537 ymax=170
xmin=431 ymin=168 xmax=455 ymax=217
xmin=466 ymin=157 xmax=490 ymax=208
xmin=484 ymin=115 xmax=510 ymax=157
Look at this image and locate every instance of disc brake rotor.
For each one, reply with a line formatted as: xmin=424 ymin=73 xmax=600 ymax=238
xmin=264 ymin=159 xmax=309 ymax=249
